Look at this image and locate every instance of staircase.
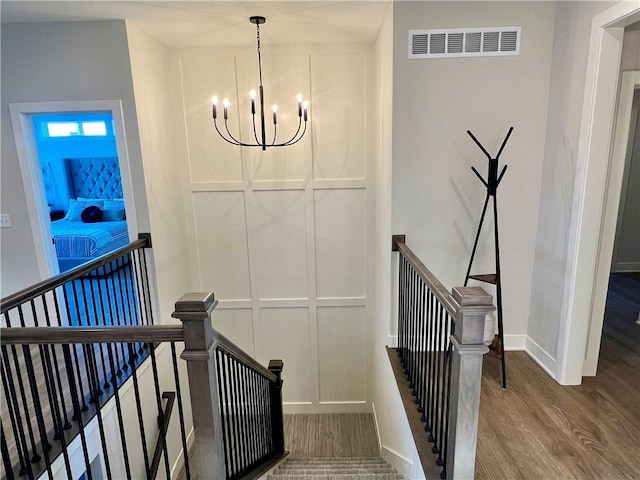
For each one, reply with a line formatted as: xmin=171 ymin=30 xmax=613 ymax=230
xmin=267 ymin=457 xmax=404 ymax=479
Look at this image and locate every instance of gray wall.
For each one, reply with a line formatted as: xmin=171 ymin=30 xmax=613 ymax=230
xmin=392 ymin=1 xmax=556 ymax=345
xmin=0 ymin=21 xmax=148 ymax=296
xmin=612 ymin=23 xmax=640 ymax=271
xmin=527 ymin=1 xmax=617 ymax=361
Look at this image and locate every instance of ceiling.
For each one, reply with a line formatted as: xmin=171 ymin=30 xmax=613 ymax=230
xmin=0 ymin=1 xmax=392 ymax=47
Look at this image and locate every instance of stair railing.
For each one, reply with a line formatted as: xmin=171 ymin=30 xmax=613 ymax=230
xmin=173 ymin=293 xmax=286 ymax=480
xmin=391 ymin=235 xmax=494 ymax=480
xmin=1 ymin=290 xmax=286 ymax=480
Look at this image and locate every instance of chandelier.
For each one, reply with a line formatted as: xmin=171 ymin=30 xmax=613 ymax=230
xmin=211 ymin=16 xmax=309 ymax=151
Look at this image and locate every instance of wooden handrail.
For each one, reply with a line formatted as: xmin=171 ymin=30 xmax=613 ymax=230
xmin=213 ymin=328 xmax=278 ymax=383
xmin=0 ymin=325 xmax=184 ymax=345
xmin=392 ymin=235 xmax=458 ymax=316
xmin=1 ymin=235 xmax=151 ymax=314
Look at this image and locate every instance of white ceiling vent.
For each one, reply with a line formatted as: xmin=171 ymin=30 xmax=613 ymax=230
xmin=409 ymin=27 xmax=520 ymax=59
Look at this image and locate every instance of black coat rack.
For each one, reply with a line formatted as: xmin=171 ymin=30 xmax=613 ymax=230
xmin=463 ymin=126 xmax=513 ymax=389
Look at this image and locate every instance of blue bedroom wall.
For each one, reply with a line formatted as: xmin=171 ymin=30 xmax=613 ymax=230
xmin=33 ymin=112 xmax=118 ymax=212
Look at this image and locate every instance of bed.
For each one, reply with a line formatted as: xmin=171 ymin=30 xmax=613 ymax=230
xmin=51 ymin=157 xmax=130 ymax=271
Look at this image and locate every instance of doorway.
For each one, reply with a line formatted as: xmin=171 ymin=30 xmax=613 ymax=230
xmin=31 ymin=111 xmax=130 ymax=273
xmin=9 ymin=100 xmax=137 ymax=279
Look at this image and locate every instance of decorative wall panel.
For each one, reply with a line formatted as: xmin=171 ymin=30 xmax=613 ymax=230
xmin=178 ymin=45 xmax=370 ymax=413
xmin=317 ymin=306 xmax=366 ymax=403
xmin=314 ymin=188 xmax=367 ymax=298
xmin=255 ymin=307 xmax=312 ymax=404
xmin=192 ymin=191 xmax=251 ymax=300
xmin=311 ymin=53 xmax=367 ymax=180
xmin=211 ymin=308 xmax=255 ymax=356
xmin=253 ymin=190 xmax=308 ymax=299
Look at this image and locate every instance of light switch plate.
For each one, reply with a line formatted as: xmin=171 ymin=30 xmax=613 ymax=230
xmin=0 ymin=214 xmax=12 ymax=228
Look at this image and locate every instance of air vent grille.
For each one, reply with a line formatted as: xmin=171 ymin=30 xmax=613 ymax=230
xmin=408 ymin=27 xmax=521 ymax=59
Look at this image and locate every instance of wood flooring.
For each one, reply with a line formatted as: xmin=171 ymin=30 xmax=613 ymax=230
xmin=475 ymin=273 xmax=640 ymax=480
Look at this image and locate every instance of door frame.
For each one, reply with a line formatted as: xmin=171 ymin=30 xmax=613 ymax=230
xmin=583 ymin=70 xmax=640 ymax=376
xmin=9 ymin=100 xmax=137 ymax=278
xmin=556 ymin=3 xmax=640 ymax=385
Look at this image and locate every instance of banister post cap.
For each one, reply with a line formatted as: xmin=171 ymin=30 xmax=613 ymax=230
xmin=172 ymin=292 xmax=217 ymax=320
xmin=452 ymin=287 xmax=493 ymax=307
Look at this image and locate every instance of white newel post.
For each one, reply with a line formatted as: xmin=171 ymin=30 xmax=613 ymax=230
xmin=446 ymin=286 xmax=494 ymax=480
xmin=172 ymin=292 xmax=227 ymax=480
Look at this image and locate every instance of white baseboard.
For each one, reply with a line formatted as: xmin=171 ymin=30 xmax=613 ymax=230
xmin=503 ymin=334 xmax=526 ymax=351
xmin=283 ymin=401 xmax=371 ymax=414
xmin=371 ymin=402 xmax=383 ymax=451
xmin=611 ymin=262 xmax=640 ymax=272
xmin=170 ymin=427 xmax=195 ymax=479
xmin=525 ymin=336 xmax=557 ymax=379
xmin=380 ymin=445 xmax=418 ymax=480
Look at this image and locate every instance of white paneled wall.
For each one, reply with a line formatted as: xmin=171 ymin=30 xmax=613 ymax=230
xmin=175 ymin=45 xmax=371 ymax=412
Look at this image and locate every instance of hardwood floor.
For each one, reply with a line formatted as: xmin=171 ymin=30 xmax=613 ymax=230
xmin=476 ymin=273 xmax=640 ymax=480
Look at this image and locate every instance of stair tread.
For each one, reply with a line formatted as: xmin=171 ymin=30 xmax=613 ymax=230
xmin=268 ymin=476 xmax=404 ymax=480
xmin=275 ymin=468 xmax=396 ymax=474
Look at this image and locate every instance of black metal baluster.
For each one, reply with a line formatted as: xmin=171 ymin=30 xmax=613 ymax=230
xmin=122 ymin=256 xmax=137 ymax=326
xmin=237 ymin=362 xmax=247 ymax=475
xmin=86 ymin=346 xmax=112 ymax=479
xmin=265 ymin=376 xmax=274 ymax=454
xmin=216 ymin=350 xmax=231 ymax=476
xmin=1 ymin=350 xmax=32 ymax=479
xmin=62 ymin=344 xmax=93 ymax=480
xmin=127 ymin=343 xmax=151 ymax=479
xmin=40 ymin=342 xmax=73 ymax=479
xmin=93 ymin=269 xmax=119 ymax=386
xmin=7 ymin=310 xmax=40 ymax=463
xmin=140 ymin=249 xmax=154 ymax=326
xmin=436 ymin=311 xmax=450 ymax=466
xmin=426 ymin=291 xmax=437 ymax=435
xmin=431 ymin=303 xmax=444 ymax=449
xmin=171 ymin=343 xmax=190 ymax=480
xmin=220 ymin=351 xmax=235 ymax=477
xmin=416 ymin=281 xmax=426 ymax=415
xmin=86 ymin=277 xmax=111 ymax=388
xmin=22 ymin=345 xmax=54 ymax=479
xmin=249 ymin=369 xmax=259 ymax=465
xmin=61 ymin=287 xmax=89 ymax=413
xmin=41 ymin=296 xmax=72 ymax=431
xmin=105 ymin=342 xmax=131 ymax=479
xmin=1 ymin=424 xmax=16 ymax=480
xmin=398 ymin=255 xmax=405 ymax=363
xmin=149 ymin=343 xmax=171 ymax=479
xmin=408 ymin=266 xmax=416 ymax=386
xmin=231 ymin=358 xmax=243 ymax=477
xmin=242 ymin=364 xmax=253 ymax=473
xmin=107 ymin=263 xmax=127 ymax=374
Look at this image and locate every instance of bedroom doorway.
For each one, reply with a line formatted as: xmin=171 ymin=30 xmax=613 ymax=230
xmin=9 ymin=100 xmax=137 ymax=279
xmin=32 ymin=112 xmax=130 ymax=272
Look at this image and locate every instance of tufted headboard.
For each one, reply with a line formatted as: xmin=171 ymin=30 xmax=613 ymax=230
xmin=65 ymin=157 xmax=123 ymax=200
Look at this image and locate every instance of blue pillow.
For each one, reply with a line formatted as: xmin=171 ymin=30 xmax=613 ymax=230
xmin=65 ymin=199 xmax=104 ymax=221
xmin=102 ymin=208 xmax=126 ymax=222
xmin=81 ymin=206 xmax=103 ymax=223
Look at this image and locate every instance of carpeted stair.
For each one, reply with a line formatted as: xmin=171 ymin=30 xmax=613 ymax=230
xmin=267 ymin=456 xmax=404 ymax=479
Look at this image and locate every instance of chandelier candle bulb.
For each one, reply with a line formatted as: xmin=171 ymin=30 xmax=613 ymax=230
xmin=250 ymin=90 xmax=256 ymax=115
xmin=223 ymin=98 xmax=229 ymax=120
xmin=211 ymin=96 xmax=218 ymax=119
xmin=272 ymin=105 xmax=278 ymax=124
xmin=302 ymin=101 xmax=309 ymax=122
xmin=297 ymin=93 xmax=303 ymax=117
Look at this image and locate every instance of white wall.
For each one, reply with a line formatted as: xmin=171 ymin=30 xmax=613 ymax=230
xmin=527 ymin=1 xmax=616 ymax=370
xmin=0 ymin=21 xmax=149 ymax=297
xmin=368 ymin=5 xmax=427 ymax=479
xmin=172 ymin=41 xmax=373 ymax=413
xmin=125 ymin=23 xmax=194 ymax=324
xmin=392 ymin=1 xmax=556 ymax=352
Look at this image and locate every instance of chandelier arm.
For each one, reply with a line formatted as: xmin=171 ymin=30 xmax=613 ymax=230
xmin=251 ymin=114 xmax=261 ymax=145
xmin=213 ymin=119 xmax=241 ymax=146
xmin=274 ymin=120 xmax=307 ymax=147
xmin=280 ymin=117 xmax=303 ymax=146
xmin=224 ymin=118 xmax=246 ymax=146
xmin=271 ymin=125 xmax=277 ymax=146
